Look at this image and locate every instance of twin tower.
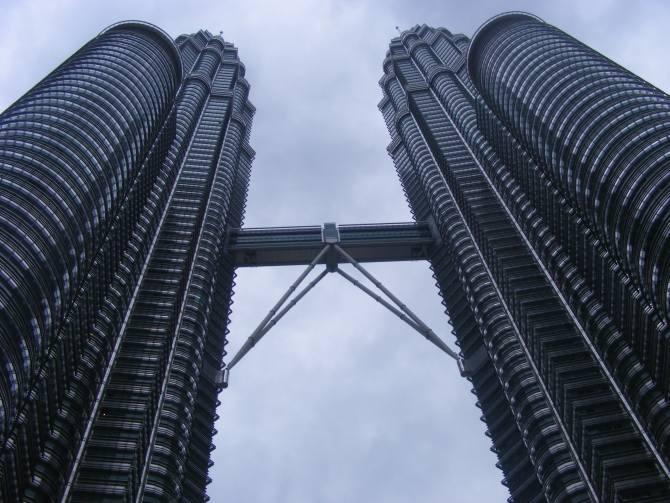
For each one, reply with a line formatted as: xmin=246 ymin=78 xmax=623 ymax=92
xmin=0 ymin=12 xmax=669 ymax=502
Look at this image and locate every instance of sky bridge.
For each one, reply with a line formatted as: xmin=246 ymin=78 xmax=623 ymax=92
xmin=227 ymin=221 xmax=437 ymax=267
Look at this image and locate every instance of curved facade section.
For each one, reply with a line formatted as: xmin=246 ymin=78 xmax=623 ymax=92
xmin=468 ymin=13 xmax=670 ymax=322
xmin=0 ymin=22 xmax=181 ymax=442
xmin=100 ymin=21 xmax=184 ymax=80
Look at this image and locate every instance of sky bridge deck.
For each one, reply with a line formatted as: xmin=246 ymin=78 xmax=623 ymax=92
xmin=227 ymin=221 xmax=436 ymax=267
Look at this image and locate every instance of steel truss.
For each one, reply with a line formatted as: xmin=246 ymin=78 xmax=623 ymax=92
xmin=223 ymin=223 xmax=461 ymax=387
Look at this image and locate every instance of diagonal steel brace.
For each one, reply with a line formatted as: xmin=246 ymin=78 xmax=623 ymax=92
xmin=223 ymin=243 xmax=461 ymax=388
xmin=226 ymin=245 xmax=330 ymax=374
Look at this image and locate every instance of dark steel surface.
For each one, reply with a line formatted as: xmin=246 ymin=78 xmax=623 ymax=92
xmin=228 ymin=222 xmax=436 ymax=266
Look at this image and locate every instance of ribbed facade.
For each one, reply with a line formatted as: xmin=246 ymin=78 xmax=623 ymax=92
xmin=0 ymin=23 xmax=253 ymax=501
xmin=380 ymin=13 xmax=670 ymax=502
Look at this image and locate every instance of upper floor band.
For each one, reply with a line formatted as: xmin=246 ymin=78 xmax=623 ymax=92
xmin=468 ymin=12 xmax=670 ymax=323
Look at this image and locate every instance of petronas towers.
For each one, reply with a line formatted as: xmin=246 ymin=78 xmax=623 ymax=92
xmin=2 ymin=11 xmax=670 ymax=503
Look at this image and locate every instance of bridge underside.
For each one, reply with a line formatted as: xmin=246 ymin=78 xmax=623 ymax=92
xmin=222 ymin=220 xmax=460 ymax=387
xmin=227 ymin=221 xmax=436 ymax=267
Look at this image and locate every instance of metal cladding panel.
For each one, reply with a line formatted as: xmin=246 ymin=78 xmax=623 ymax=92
xmin=381 ymin=20 xmax=670 ymax=502
xmin=469 ymin=14 xmax=670 ymax=339
xmin=0 ymin=22 xmax=182 ymax=501
xmin=0 ymin=24 xmax=253 ymax=503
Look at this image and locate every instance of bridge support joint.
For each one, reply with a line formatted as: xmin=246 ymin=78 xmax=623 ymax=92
xmin=222 ymin=227 xmax=462 ymax=388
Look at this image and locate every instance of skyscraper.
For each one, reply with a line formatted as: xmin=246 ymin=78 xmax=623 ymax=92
xmin=0 ymin=22 xmax=253 ymax=501
xmin=3 ymin=10 xmax=670 ymax=503
xmin=380 ymin=12 xmax=670 ymax=502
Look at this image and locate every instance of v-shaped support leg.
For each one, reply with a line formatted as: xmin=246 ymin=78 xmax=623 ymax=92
xmin=223 ymin=242 xmax=462 ymax=388
xmin=225 ymin=245 xmax=330 ymax=373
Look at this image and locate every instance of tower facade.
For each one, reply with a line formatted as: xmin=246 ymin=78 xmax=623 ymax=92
xmin=379 ymin=13 xmax=670 ymax=502
xmin=0 ymin=22 xmax=253 ymax=501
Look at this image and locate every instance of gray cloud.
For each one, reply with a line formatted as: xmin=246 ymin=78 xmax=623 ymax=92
xmin=2 ymin=0 xmax=669 ymax=501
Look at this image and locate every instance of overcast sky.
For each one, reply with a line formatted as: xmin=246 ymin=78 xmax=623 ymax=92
xmin=2 ymin=1 xmax=670 ymax=501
